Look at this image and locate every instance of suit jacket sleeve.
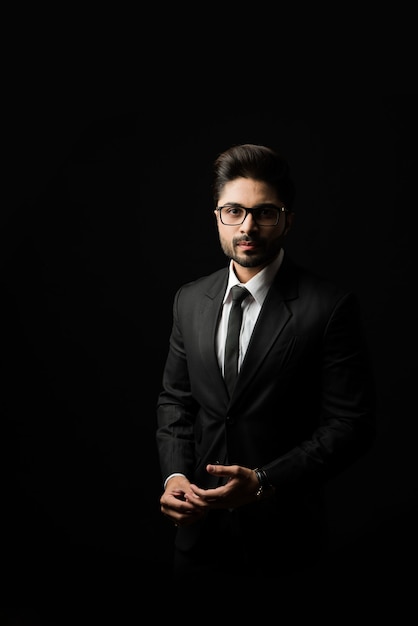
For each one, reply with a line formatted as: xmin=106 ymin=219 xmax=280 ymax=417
xmin=156 ymin=284 xmax=201 ymax=483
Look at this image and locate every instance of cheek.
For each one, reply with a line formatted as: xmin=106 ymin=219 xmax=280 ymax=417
xmin=273 ymin=221 xmax=287 ymax=238
xmin=218 ymin=223 xmax=233 ymax=237
xmin=218 ymin=226 xmax=235 ymax=248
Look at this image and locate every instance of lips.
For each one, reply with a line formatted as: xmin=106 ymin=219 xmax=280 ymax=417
xmin=237 ymin=241 xmax=258 ymax=250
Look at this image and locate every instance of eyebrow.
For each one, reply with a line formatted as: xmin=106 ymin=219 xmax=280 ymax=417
xmin=221 ymin=202 xmax=281 ymax=209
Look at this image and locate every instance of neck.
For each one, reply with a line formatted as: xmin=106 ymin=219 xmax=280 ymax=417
xmin=232 ymin=261 xmax=265 ymax=284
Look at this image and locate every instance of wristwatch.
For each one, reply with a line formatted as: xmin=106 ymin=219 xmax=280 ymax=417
xmin=254 ymin=467 xmax=272 ymax=497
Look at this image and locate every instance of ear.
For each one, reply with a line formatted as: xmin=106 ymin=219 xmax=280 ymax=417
xmin=283 ymin=211 xmax=295 ymax=236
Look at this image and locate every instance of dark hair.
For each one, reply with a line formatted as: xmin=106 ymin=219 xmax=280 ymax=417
xmin=212 ymin=143 xmax=295 ymax=211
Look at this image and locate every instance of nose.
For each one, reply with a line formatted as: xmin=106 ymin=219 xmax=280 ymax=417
xmin=240 ymin=211 xmax=258 ymax=231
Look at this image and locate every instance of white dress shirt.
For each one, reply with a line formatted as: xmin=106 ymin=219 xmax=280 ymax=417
xmin=216 ymin=249 xmax=284 ymax=375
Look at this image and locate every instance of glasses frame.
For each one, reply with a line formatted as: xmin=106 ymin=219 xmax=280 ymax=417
xmin=216 ymin=203 xmax=287 ymax=226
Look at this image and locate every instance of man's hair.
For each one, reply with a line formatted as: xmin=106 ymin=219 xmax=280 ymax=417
xmin=212 ymin=143 xmax=295 ymax=211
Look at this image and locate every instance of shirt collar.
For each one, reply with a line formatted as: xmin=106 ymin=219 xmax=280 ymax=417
xmin=224 ymin=249 xmax=285 ymax=305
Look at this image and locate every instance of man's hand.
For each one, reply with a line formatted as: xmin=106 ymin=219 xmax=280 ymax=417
xmin=185 ymin=464 xmax=270 ymax=510
xmin=160 ymin=475 xmax=207 ymax=527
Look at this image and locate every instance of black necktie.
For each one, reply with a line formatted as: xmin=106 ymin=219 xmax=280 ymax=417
xmin=224 ymin=285 xmax=249 ymax=395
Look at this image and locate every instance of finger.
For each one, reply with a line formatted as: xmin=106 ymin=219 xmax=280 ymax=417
xmin=206 ymin=463 xmax=229 ymax=474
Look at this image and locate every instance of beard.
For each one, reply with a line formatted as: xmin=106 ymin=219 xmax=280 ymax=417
xmin=219 ymin=233 xmax=285 ymax=268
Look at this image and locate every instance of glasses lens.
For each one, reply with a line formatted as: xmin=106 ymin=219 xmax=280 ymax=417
xmin=254 ymin=207 xmax=280 ymax=225
xmin=221 ymin=206 xmax=246 ymax=224
xmin=220 ymin=206 xmax=280 ymax=226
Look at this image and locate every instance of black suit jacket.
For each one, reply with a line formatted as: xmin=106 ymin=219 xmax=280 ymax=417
xmin=156 ymin=254 xmax=376 ymax=558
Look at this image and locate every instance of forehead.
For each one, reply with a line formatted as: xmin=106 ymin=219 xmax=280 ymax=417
xmin=219 ymin=177 xmax=280 ymax=205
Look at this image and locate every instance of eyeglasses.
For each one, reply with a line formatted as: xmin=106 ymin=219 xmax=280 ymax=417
xmin=216 ymin=203 xmax=287 ymax=226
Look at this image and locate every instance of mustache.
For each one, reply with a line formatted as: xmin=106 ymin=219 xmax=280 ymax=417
xmin=233 ymin=235 xmax=261 ymax=244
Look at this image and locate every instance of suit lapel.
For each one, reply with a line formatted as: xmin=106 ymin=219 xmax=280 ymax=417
xmin=195 ymin=257 xmax=300 ymax=406
xmin=231 ymin=256 xmax=299 ymax=402
xmin=198 ymin=273 xmax=230 ymax=398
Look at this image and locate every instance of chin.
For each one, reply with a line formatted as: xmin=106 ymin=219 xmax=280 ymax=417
xmin=234 ymin=253 xmax=264 ymax=268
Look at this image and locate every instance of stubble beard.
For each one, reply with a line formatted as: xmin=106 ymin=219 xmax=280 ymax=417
xmin=219 ymin=234 xmax=284 ymax=268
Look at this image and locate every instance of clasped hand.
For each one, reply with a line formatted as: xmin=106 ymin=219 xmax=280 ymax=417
xmin=160 ymin=463 xmax=263 ymax=527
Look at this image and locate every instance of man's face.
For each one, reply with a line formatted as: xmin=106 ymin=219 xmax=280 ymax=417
xmin=214 ymin=177 xmax=293 ymax=279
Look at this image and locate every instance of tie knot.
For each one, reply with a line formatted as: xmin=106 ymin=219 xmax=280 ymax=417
xmin=230 ymin=285 xmax=249 ymax=304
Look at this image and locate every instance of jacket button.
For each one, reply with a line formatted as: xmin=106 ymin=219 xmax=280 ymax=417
xmin=226 ymin=415 xmax=235 ymax=425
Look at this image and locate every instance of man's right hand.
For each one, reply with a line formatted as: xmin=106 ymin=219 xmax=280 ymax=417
xmin=160 ymin=476 xmax=207 ymax=527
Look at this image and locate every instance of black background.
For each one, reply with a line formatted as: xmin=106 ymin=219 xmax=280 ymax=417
xmin=2 ymin=94 xmax=417 ymax=615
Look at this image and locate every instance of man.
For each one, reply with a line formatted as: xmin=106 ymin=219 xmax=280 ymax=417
xmin=156 ymin=143 xmax=375 ymax=579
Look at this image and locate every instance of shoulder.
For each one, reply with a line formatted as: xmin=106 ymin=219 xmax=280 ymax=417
xmin=175 ymin=267 xmax=228 ymax=301
xmin=279 ymin=255 xmax=359 ymax=315
xmin=282 ymin=254 xmax=350 ymax=296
